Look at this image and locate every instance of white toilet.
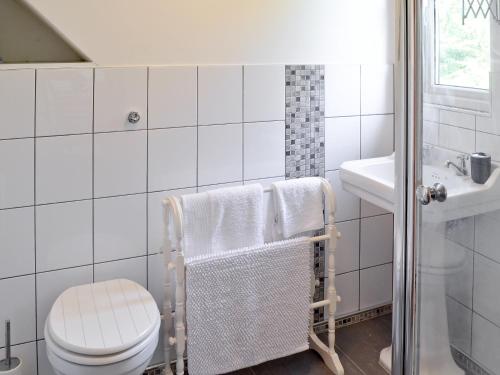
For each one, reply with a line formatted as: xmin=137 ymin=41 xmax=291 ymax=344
xmin=45 ymin=279 xmax=161 ymax=375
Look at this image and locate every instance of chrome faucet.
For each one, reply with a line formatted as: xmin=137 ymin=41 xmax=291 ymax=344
xmin=445 ymin=154 xmax=469 ymax=176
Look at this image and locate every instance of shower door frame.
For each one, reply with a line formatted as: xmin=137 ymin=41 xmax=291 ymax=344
xmin=393 ymin=0 xmax=422 ymax=374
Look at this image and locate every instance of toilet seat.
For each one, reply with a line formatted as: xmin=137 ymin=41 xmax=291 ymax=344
xmin=45 ymin=279 xmax=160 ymax=367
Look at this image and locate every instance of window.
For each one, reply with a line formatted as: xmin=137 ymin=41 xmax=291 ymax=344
xmin=424 ymin=0 xmax=491 ymax=112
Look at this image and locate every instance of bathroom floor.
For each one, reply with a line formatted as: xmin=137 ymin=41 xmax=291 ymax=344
xmin=171 ymin=314 xmax=392 ymax=375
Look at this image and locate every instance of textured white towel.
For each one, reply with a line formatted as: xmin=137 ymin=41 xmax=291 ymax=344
xmin=272 ymin=177 xmax=324 ymax=239
xmin=180 ymin=184 xmax=264 ymax=259
xmin=185 ymin=237 xmax=312 ymax=375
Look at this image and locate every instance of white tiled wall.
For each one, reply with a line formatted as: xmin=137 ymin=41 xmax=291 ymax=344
xmin=0 ymin=63 xmax=393 ymax=373
xmin=325 ymin=63 xmax=395 ymax=317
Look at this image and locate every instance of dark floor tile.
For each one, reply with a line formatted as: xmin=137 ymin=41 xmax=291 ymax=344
xmin=251 ymin=350 xmax=334 ymax=375
xmin=332 ymin=315 xmax=392 ymax=375
xmin=335 ymin=346 xmax=367 ymax=375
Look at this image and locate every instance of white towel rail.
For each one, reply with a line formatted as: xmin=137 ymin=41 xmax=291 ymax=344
xmin=161 ymin=177 xmax=344 ymax=375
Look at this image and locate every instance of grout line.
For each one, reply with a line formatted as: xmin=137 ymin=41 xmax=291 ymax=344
xmin=196 ymin=66 xmax=199 ymax=191
xmin=242 ymin=66 xmax=245 ymax=182
xmin=33 ymin=68 xmax=39 ymax=375
xmin=92 ymin=67 xmax=96 ymax=283
xmin=358 ymin=64 xmax=362 ymax=311
xmin=146 ymin=67 xmax=150 ymax=288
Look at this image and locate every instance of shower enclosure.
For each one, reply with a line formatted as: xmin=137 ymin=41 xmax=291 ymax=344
xmin=395 ymin=0 xmax=500 ymax=374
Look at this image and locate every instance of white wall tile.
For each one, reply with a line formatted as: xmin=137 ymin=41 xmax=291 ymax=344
xmin=423 ymin=121 xmax=439 ymax=145
xmin=360 ymin=214 xmax=393 ymax=268
xmin=243 ymin=65 xmax=284 ymax=122
xmin=361 ymin=200 xmax=389 ymax=218
xmin=360 ymin=263 xmax=393 ymax=309
xmin=197 ymin=181 xmax=243 ymax=192
xmin=94 ymin=67 xmax=148 ymax=132
xmin=335 ymin=220 xmax=360 ymax=275
xmin=243 ymin=121 xmax=285 ymax=180
xmin=446 ymin=297 xmax=472 ymax=355
xmin=148 ymin=66 xmax=197 ymax=129
xmin=0 ymin=69 xmax=34 ymax=140
xmin=476 ymin=114 xmax=500 ymax=135
xmin=148 ymin=188 xmax=196 ymax=255
xmin=36 ymin=134 xmax=92 ymax=204
xmin=198 ymin=66 xmax=242 ymax=125
xmin=475 ymin=213 xmax=500 ymax=263
xmin=439 ymin=110 xmax=475 ymax=130
xmin=36 ymin=265 xmax=92 ymax=338
xmin=0 ymin=207 xmax=35 ymax=279
xmin=361 ymin=65 xmax=393 ymax=115
xmin=476 ymin=131 xmax=500 ymax=162
xmin=36 ymin=200 xmax=93 ymax=272
xmin=325 ymin=170 xmax=360 ymax=222
xmin=243 ymin=176 xmax=284 ymax=188
xmin=361 ymin=114 xmax=394 ymax=159
xmin=423 ymin=104 xmax=440 ymax=122
xmin=36 ymin=68 xmax=93 ymax=136
xmin=94 ymin=130 xmax=147 ymax=197
xmin=445 ymin=217 xmax=475 ymax=250
xmin=198 ymin=123 xmax=243 ymax=185
xmin=0 ymin=138 xmax=34 ymax=209
xmin=94 ymin=194 xmax=147 ymax=262
xmin=334 ymin=271 xmax=359 ymax=317
xmin=325 ymin=64 xmax=360 ymax=117
xmin=37 ymin=340 xmax=56 ymax=375
xmin=438 ymin=124 xmax=475 ymax=154
xmin=472 ymin=313 xmax=500 ymax=374
xmin=94 ymin=256 xmax=147 ymax=287
xmin=474 ymin=254 xmax=500 ymax=326
xmin=148 ymin=127 xmax=197 ymax=191
xmin=0 ymin=342 xmax=37 ymax=375
xmin=444 ymin=240 xmax=473 ymax=308
xmin=325 ymin=116 xmax=360 ymax=171
xmin=0 ymin=275 xmax=35 ymax=346
xmin=148 ymin=253 xmax=171 ymax=310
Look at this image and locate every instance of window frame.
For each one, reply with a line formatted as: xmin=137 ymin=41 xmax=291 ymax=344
xmin=423 ymin=0 xmax=491 ymax=114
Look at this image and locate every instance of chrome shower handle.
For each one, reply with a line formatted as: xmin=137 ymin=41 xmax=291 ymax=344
xmin=417 ymin=183 xmax=447 ymax=205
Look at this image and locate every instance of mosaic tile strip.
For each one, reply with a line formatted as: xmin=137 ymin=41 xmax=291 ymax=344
xmin=285 ymin=65 xmax=325 ymax=179
xmin=285 ymin=64 xmax=326 ymax=323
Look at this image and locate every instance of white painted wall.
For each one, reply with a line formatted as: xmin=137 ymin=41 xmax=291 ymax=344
xmin=0 ymin=0 xmax=83 ymax=63
xmin=23 ymin=0 xmax=395 ymax=65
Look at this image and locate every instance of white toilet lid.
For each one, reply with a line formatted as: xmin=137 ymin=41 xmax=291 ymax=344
xmin=47 ymin=279 xmax=160 ymax=356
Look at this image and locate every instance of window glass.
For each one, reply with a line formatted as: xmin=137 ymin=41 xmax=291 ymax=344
xmin=435 ymin=0 xmax=490 ymax=90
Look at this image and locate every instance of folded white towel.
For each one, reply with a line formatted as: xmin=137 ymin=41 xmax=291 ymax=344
xmin=272 ymin=177 xmax=324 ymax=239
xmin=180 ymin=184 xmax=264 ymax=259
xmin=185 ymin=237 xmax=312 ymax=375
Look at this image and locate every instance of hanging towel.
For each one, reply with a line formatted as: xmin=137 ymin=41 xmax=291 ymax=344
xmin=185 ymin=237 xmax=313 ymax=375
xmin=180 ymin=184 xmax=264 ymax=259
xmin=272 ymin=177 xmax=324 ymax=239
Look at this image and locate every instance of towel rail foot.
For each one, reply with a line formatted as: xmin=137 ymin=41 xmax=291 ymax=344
xmin=309 ymin=332 xmax=344 ymax=375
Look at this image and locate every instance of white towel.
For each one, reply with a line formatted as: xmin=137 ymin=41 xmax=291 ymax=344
xmin=185 ymin=237 xmax=312 ymax=375
xmin=180 ymin=184 xmax=264 ymax=259
xmin=272 ymin=177 xmax=324 ymax=239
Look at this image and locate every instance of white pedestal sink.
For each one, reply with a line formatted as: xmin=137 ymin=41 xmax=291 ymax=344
xmin=339 ymin=151 xmax=499 ymax=374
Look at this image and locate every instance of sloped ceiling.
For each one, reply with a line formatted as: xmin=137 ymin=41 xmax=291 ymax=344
xmin=21 ymin=0 xmax=395 ymax=65
xmin=0 ymin=0 xmax=86 ymax=63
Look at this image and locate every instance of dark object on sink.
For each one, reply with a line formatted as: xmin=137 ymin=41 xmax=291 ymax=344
xmin=471 ymin=152 xmax=491 ymax=184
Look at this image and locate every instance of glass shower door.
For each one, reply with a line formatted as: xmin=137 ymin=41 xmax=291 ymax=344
xmin=410 ymin=0 xmax=500 ymax=373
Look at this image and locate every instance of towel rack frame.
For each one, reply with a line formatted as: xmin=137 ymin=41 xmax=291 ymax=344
xmin=161 ymin=177 xmax=345 ymax=375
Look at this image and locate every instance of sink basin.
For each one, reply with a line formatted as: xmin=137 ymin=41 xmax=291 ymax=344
xmin=340 ymin=155 xmax=395 ymax=212
xmin=340 ymin=153 xmax=500 ymax=222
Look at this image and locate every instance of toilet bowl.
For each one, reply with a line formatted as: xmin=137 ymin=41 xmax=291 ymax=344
xmin=45 ymin=279 xmax=161 ymax=375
